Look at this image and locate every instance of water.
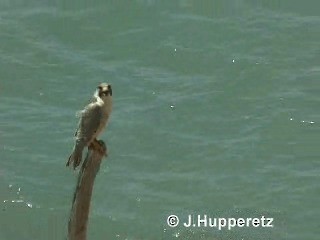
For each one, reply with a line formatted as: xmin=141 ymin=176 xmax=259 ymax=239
xmin=1 ymin=1 xmax=319 ymax=239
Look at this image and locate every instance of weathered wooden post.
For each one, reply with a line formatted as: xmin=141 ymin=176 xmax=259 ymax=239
xmin=67 ymin=140 xmax=107 ymax=240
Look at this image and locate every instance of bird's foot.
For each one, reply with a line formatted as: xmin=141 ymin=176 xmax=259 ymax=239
xmin=89 ymin=139 xmax=107 ymax=156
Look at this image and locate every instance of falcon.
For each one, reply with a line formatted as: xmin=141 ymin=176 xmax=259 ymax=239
xmin=66 ymin=83 xmax=112 ymax=169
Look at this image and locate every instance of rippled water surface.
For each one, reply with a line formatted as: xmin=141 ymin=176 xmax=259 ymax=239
xmin=1 ymin=1 xmax=319 ymax=239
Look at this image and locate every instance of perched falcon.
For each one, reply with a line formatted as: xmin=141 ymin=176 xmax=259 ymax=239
xmin=66 ymin=83 xmax=112 ymax=169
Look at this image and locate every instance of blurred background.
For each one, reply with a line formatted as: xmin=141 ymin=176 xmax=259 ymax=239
xmin=0 ymin=0 xmax=319 ymax=239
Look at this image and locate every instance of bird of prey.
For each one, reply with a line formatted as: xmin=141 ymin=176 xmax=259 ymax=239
xmin=66 ymin=83 xmax=112 ymax=169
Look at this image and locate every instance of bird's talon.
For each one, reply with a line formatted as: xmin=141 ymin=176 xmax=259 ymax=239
xmin=89 ymin=139 xmax=107 ymax=156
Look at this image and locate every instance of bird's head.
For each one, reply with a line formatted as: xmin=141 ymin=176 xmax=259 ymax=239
xmin=96 ymin=83 xmax=112 ymax=102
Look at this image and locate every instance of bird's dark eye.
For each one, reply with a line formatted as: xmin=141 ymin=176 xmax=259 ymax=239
xmin=108 ymin=85 xmax=112 ymax=96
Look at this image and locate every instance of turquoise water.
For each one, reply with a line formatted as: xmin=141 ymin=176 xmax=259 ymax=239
xmin=1 ymin=1 xmax=319 ymax=239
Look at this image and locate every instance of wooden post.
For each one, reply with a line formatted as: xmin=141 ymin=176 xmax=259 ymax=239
xmin=67 ymin=140 xmax=107 ymax=240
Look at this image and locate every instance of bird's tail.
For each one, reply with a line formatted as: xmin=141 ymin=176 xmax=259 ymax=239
xmin=66 ymin=142 xmax=85 ymax=169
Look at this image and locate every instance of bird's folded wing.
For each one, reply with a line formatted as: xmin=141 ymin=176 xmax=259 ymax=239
xmin=76 ymin=103 xmax=102 ymax=142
